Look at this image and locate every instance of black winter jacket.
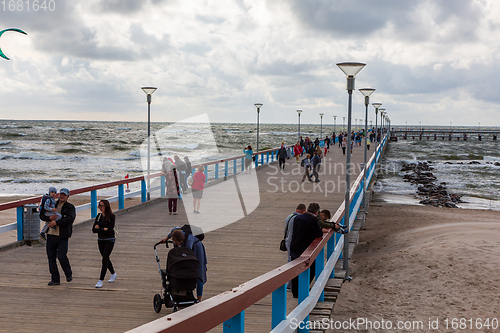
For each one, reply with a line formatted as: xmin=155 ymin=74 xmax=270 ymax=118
xmin=92 ymin=213 xmax=116 ymax=239
xmin=40 ymin=200 xmax=76 ymax=239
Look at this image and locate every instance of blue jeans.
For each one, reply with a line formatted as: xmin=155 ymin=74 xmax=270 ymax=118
xmin=46 ymin=234 xmax=72 ymax=283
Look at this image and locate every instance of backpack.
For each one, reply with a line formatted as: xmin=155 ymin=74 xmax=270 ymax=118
xmin=39 ymin=194 xmax=50 ymax=220
xmin=181 ymin=224 xmax=204 ymax=242
xmin=300 ymin=158 xmax=306 ymax=167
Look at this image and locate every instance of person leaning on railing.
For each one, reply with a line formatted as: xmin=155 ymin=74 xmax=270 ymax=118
xmin=289 ymin=203 xmax=328 ymax=298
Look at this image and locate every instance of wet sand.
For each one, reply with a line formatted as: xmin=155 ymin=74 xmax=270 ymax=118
xmin=327 ymin=199 xmax=500 ymax=332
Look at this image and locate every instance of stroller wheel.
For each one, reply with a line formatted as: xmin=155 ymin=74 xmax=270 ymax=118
xmin=153 ymin=293 xmax=163 ymax=313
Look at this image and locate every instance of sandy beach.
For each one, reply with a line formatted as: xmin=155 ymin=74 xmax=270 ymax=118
xmin=327 ymin=199 xmax=500 ymax=332
xmin=0 ymin=194 xmax=142 ymax=246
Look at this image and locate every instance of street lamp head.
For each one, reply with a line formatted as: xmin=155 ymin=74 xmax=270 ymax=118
xmin=333 ymin=115 xmax=337 ymax=119
xmin=297 ymin=110 xmax=302 ymax=115
xmin=319 ymin=113 xmax=324 ymax=117
xmin=141 ymin=87 xmax=157 ymax=95
xmin=359 ymin=88 xmax=375 ymax=97
xmin=254 ymin=103 xmax=263 ymax=113
xmin=336 ymin=62 xmax=366 ymax=77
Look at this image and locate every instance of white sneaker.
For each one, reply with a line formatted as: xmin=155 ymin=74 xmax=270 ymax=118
xmin=95 ymin=280 xmax=103 ymax=288
xmin=108 ymin=273 xmax=117 ymax=283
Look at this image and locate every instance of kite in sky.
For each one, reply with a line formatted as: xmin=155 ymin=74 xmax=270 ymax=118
xmin=0 ymin=28 xmax=27 ymax=60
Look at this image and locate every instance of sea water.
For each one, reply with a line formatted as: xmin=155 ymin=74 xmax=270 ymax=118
xmin=0 ymin=120 xmax=499 ymax=209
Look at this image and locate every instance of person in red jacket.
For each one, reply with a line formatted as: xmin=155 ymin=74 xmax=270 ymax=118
xmin=191 ymin=165 xmax=206 ymax=214
xmin=293 ymin=141 xmax=302 ymax=163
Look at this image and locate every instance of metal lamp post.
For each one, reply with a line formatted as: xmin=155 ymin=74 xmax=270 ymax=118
xmin=379 ymin=109 xmax=385 ymax=137
xmin=141 ymin=86 xmax=157 ymax=201
xmin=297 ymin=110 xmax=302 ymax=140
xmin=337 ymin=61 xmax=365 ymax=278
xmin=333 ymin=115 xmax=337 ymax=134
xmin=254 ymin=103 xmax=263 ymax=152
xmin=359 ymin=88 xmax=375 ymax=211
xmin=372 ymin=103 xmax=382 ymax=147
xmin=320 ymin=113 xmax=324 ymax=138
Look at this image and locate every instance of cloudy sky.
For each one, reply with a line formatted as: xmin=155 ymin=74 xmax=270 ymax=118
xmin=0 ymin=0 xmax=499 ymax=126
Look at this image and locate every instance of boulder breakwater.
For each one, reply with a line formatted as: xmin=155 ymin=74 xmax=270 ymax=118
xmin=401 ymin=161 xmax=464 ymax=208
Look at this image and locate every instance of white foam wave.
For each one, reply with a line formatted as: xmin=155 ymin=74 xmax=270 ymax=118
xmin=0 ymin=141 xmax=12 ymax=145
xmin=59 ymin=128 xmax=85 ymax=132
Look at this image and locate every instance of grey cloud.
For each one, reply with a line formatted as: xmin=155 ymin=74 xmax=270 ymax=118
xmin=252 ymin=59 xmax=318 ymax=76
xmin=195 ymin=15 xmax=226 ymax=25
xmin=285 ymin=0 xmax=486 ymax=42
xmin=96 ymin=0 xmax=173 ymax=14
xmin=181 ymin=42 xmax=212 ymax=56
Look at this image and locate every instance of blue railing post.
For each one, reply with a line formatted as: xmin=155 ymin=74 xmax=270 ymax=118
xmin=225 ymin=161 xmax=229 ymax=178
xmin=17 ymin=206 xmax=23 ymax=241
xmin=254 ymin=154 xmax=258 ymax=168
xmin=241 ymin=158 xmax=245 ymax=172
xmin=328 ymin=235 xmax=336 ymax=278
xmin=271 ymin=150 xmax=275 ymax=162
xmin=215 ymin=163 xmax=219 ymax=180
xmin=316 ymin=248 xmax=325 ymax=301
xmin=160 ymin=175 xmax=165 ymax=197
xmin=223 ymin=310 xmax=244 ymax=333
xmin=266 ymin=152 xmax=269 ymax=164
xmin=260 ymin=153 xmax=264 ymax=166
xmin=233 ymin=159 xmax=237 ymax=175
xmin=298 ymin=269 xmax=310 ymax=333
xmin=91 ymin=190 xmax=97 ymax=218
xmin=118 ymin=184 xmax=125 ymax=210
xmin=272 ymin=284 xmax=287 ymax=329
xmin=141 ymin=179 xmax=147 ymax=202
xmin=204 ymin=167 xmax=208 ymax=183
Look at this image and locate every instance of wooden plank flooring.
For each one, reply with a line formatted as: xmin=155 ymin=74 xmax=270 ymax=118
xmin=0 ymin=143 xmax=372 ymax=333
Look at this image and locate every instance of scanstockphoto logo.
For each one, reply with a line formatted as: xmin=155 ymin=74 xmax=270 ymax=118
xmin=139 ymin=114 xmax=260 ymax=234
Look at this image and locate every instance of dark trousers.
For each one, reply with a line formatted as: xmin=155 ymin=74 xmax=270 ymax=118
xmin=168 ymin=198 xmax=177 ymax=212
xmin=291 ymin=259 xmax=316 ymax=298
xmin=46 ymin=234 xmax=72 ymax=283
xmin=98 ymin=240 xmax=115 ymax=280
xmin=342 ymin=147 xmax=346 ymax=155
xmin=279 ymin=158 xmax=286 ymax=169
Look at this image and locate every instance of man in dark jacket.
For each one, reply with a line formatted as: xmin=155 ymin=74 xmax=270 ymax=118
xmin=277 ymin=145 xmax=287 ymax=169
xmin=290 ymin=203 xmax=325 ymax=298
xmin=311 ymin=151 xmax=321 ymax=183
xmin=41 ymin=188 xmax=76 ymax=286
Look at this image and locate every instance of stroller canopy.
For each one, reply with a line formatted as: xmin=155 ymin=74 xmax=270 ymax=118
xmin=167 ymin=247 xmax=199 ymax=280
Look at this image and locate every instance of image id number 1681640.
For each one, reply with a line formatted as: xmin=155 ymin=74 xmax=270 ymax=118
xmin=443 ymin=318 xmax=498 ymax=330
xmin=2 ymin=0 xmax=55 ymax=11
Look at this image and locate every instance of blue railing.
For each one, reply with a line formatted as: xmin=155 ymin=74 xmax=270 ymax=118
xmin=126 ymin=132 xmax=389 ymax=333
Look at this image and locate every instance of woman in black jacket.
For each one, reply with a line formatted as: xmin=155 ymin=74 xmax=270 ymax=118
xmin=92 ymin=199 xmax=117 ymax=288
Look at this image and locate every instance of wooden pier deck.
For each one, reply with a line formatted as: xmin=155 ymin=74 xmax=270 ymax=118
xmin=0 ymin=143 xmax=373 ymax=333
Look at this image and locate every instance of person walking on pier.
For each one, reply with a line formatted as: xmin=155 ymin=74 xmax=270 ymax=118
xmin=184 ymin=156 xmax=192 ymax=192
xmin=301 ymin=154 xmax=312 ymax=182
xmin=341 ymin=136 xmax=347 ymax=155
xmin=162 ymin=158 xmax=180 ymax=215
xmin=311 ymin=151 xmax=321 ymax=183
xmin=92 ymin=200 xmax=117 ymax=288
xmin=192 ymin=165 xmax=206 ymax=214
xmin=243 ymin=145 xmax=253 ymax=174
xmin=290 ymin=203 xmax=326 ymax=298
xmin=41 ymin=188 xmax=75 ymax=286
xmin=293 ymin=141 xmax=302 ymax=163
xmin=277 ymin=144 xmax=287 ymax=170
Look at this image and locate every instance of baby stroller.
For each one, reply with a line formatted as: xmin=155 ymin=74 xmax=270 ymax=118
xmin=153 ymin=241 xmax=200 ymax=313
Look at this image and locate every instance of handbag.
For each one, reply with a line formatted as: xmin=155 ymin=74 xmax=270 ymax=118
xmin=187 ymin=177 xmax=194 ymax=186
xmin=279 ymin=239 xmax=287 ymax=251
xmin=280 ymin=218 xmax=290 ymax=252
